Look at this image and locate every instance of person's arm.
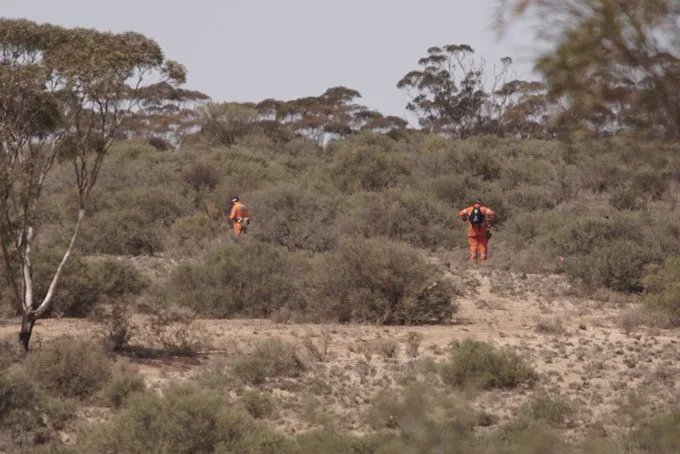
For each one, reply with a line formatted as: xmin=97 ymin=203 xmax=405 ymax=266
xmin=484 ymin=208 xmax=495 ymax=227
xmin=459 ymin=208 xmax=469 ymax=222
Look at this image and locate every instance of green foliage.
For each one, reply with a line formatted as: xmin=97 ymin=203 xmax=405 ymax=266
xmin=311 ymin=237 xmax=458 ymax=324
xmin=564 ymin=239 xmax=655 ymax=292
xmin=163 ymin=241 xmax=303 ymax=318
xmin=80 ymin=186 xmax=191 ymax=255
xmin=0 ymin=337 xmax=21 ymax=372
xmin=520 ymin=391 xmax=575 ymax=428
xmin=543 ymin=214 xmax=660 ymax=291
xmin=336 ymin=188 xmax=458 ymax=249
xmin=643 ymin=257 xmax=680 ymax=326
xmin=250 ymin=182 xmax=340 ymax=252
xmin=366 ymin=382 xmax=478 ymax=450
xmin=239 ymin=389 xmax=276 ymax=419
xmin=625 ymin=406 xmax=680 ymax=453
xmin=231 ymin=338 xmax=306 ymax=385
xmin=480 ymin=417 xmax=566 ymax=454
xmin=141 ymin=306 xmax=204 ymax=357
xmin=100 ymin=360 xmax=146 ymax=409
xmin=33 ymin=253 xmax=148 ymax=317
xmin=327 ymin=136 xmax=410 ymax=192
xmin=296 ymin=429 xmax=392 ymax=454
xmin=167 ymin=212 xmax=223 ymax=255
xmin=80 ymin=383 xmax=297 ymax=454
xmin=0 ymin=369 xmax=52 ymax=449
xmin=24 ymin=336 xmax=112 ymax=399
xmin=440 ymin=339 xmax=538 ymax=390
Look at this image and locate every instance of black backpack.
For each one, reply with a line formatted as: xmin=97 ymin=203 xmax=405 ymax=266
xmin=468 ymin=206 xmax=485 ymax=225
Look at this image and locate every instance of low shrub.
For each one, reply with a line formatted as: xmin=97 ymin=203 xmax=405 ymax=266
xmin=311 ymin=237 xmax=458 ymax=324
xmin=231 ymin=338 xmax=306 ymax=385
xmin=625 ymin=406 xmax=680 ymax=453
xmin=100 ymin=360 xmax=146 ymax=409
xmin=366 ymin=382 xmax=479 ymax=439
xmin=642 ymin=257 xmax=680 ymax=326
xmin=239 ymin=389 xmax=276 ymax=419
xmin=0 ymin=369 xmax=52 ymax=449
xmin=78 ymin=185 xmax=191 ymax=255
xmin=0 ymin=337 xmax=21 ymax=372
xmin=440 ymin=339 xmax=538 ymax=390
xmin=167 ymin=212 xmax=224 ymax=256
xmin=564 ymin=239 xmax=656 ymax=292
xmin=296 ymin=428 xmax=393 ymax=454
xmin=140 ymin=306 xmax=205 ymax=357
xmin=327 ymin=137 xmax=411 ymax=192
xmin=249 ymin=182 xmax=340 ymax=252
xmin=24 ymin=336 xmax=112 ymax=399
xmin=543 ymin=214 xmax=661 ymax=291
xmin=7 ymin=251 xmax=149 ymax=318
xmin=335 ymin=188 xmax=459 ymax=250
xmin=80 ymin=383 xmax=296 ymax=454
xmin=163 ymin=241 xmax=304 ymax=319
xmin=520 ymin=391 xmax=576 ymax=428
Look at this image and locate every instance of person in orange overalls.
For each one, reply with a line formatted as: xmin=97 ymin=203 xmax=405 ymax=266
xmin=228 ymin=196 xmax=250 ymax=237
xmin=459 ymin=199 xmax=495 ymax=263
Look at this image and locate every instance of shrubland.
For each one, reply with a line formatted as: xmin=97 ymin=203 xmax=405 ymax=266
xmin=2 ymin=128 xmax=679 ymax=453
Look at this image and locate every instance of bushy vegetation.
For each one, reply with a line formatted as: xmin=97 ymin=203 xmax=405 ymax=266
xmin=440 ymin=339 xmax=538 ymax=390
xmin=23 ymin=336 xmax=112 ymax=399
xmin=1 ymin=47 xmax=679 ymax=454
xmin=10 ymin=131 xmax=674 ymax=330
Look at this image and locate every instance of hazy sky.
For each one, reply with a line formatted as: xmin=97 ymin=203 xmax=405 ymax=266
xmin=4 ymin=0 xmax=540 ymax=117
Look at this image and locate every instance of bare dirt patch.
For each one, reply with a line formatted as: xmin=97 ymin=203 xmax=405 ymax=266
xmin=1 ymin=266 xmax=678 ymax=442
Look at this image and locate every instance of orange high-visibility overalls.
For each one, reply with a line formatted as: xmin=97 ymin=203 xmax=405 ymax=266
xmin=229 ymin=201 xmax=249 ymax=236
xmin=459 ymin=204 xmax=495 ymax=262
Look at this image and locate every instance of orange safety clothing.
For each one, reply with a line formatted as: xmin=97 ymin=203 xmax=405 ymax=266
xmin=229 ymin=201 xmax=249 ymax=236
xmin=459 ymin=203 xmax=495 ymax=262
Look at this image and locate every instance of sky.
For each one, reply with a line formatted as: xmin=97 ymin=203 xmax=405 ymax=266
xmin=3 ymin=0 xmax=541 ymax=118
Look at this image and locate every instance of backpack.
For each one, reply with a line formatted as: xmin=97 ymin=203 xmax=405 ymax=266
xmin=468 ymin=206 xmax=485 ymax=225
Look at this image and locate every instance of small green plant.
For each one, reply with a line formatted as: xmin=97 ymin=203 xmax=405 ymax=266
xmin=100 ymin=360 xmax=146 ymax=409
xmin=302 ymin=329 xmax=332 ymax=362
xmin=142 ymin=306 xmax=205 ymax=357
xmin=405 ymin=331 xmax=425 ymax=358
xmin=643 ymin=257 xmax=680 ymax=326
xmin=80 ymin=383 xmax=296 ymax=454
xmin=520 ymin=391 xmax=576 ymax=427
xmin=94 ymin=299 xmax=137 ymax=352
xmin=239 ymin=389 xmax=276 ymax=419
xmin=534 ymin=317 xmax=567 ymax=336
xmin=375 ymin=339 xmax=399 ymax=360
xmin=231 ymin=338 xmax=306 ymax=385
xmin=440 ymin=339 xmax=538 ymax=390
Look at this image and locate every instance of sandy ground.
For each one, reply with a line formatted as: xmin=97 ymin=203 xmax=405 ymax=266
xmin=1 ymin=258 xmax=679 ymax=441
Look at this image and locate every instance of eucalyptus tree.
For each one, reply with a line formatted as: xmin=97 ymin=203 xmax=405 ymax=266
xmin=0 ymin=18 xmax=189 ymax=350
xmin=494 ymin=0 xmax=680 ymax=137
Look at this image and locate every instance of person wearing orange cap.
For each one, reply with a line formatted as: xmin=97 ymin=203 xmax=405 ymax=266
xmin=459 ymin=199 xmax=495 ymax=263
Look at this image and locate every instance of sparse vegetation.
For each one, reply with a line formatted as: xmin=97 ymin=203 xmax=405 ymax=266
xmin=0 ymin=7 xmax=679 ymax=453
xmin=232 ymin=338 xmax=306 ymax=385
xmin=440 ymin=339 xmax=538 ymax=390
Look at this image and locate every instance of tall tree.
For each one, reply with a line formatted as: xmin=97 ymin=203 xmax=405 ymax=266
xmin=126 ymin=82 xmax=210 ymax=150
xmin=0 ymin=19 xmax=188 ymax=350
xmin=255 ymin=87 xmax=407 ymax=144
xmin=397 ymin=44 xmax=513 ymax=138
xmin=495 ymin=80 xmax=551 ymax=138
xmin=494 ymin=0 xmax=680 ymax=138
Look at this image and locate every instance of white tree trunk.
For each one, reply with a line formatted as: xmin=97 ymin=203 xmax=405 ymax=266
xmin=34 ymin=208 xmax=86 ymax=318
xmin=18 ymin=208 xmax=86 ymax=350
